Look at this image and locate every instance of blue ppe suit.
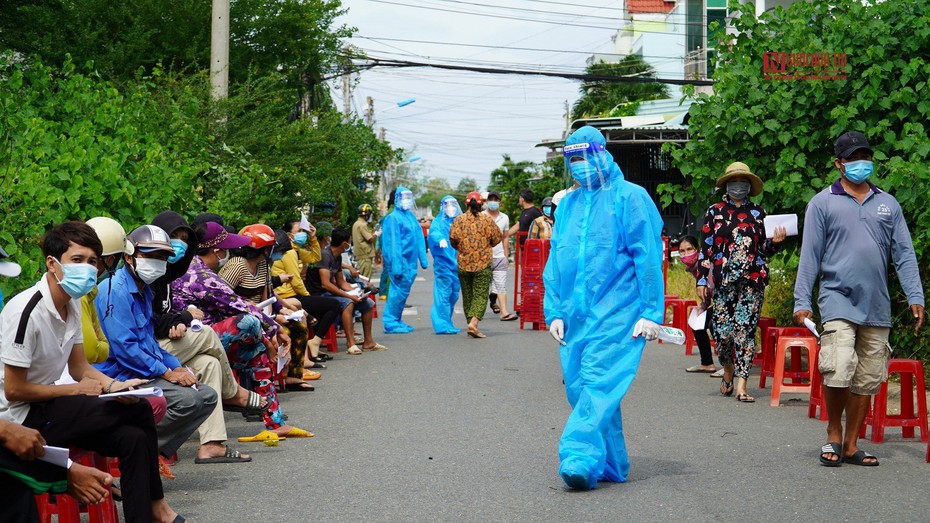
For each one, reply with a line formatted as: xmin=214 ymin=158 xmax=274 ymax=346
xmin=428 ymin=196 xmax=462 ymax=334
xmin=543 ymin=126 xmax=665 ymax=490
xmin=381 ymin=187 xmax=429 ymax=333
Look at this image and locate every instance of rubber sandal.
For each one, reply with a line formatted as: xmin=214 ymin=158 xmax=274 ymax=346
xmin=194 ymin=446 xmax=252 ymax=464
xmin=720 ymin=378 xmax=734 ymax=396
xmin=309 ymin=355 xmax=329 ymax=363
xmin=158 ymin=455 xmax=176 ymax=479
xmin=281 ymin=427 xmax=314 ymax=438
xmin=710 ymin=368 xmax=724 ymax=378
xmin=172 ymin=515 xmax=186 ymax=523
xmin=491 ymin=305 xmax=501 ymax=315
xmin=302 ymin=369 xmax=321 ymax=381
xmin=819 ymin=442 xmax=842 ymax=467
xmin=347 ymin=345 xmax=362 ymax=355
xmin=735 ymin=393 xmax=755 ymax=403
xmin=843 ymin=449 xmax=879 ymax=466
xmin=285 ymin=382 xmax=314 ymax=392
xmin=304 ymin=361 xmax=326 ymax=370
xmin=238 ymin=430 xmax=285 ymax=443
xmin=686 ymin=365 xmax=716 ymax=373
xmin=223 ymin=391 xmax=270 ymax=414
xmin=467 ymin=328 xmax=487 ymax=339
xmin=362 ymin=343 xmax=388 ymax=351
xmin=500 ymin=314 xmax=518 ymax=322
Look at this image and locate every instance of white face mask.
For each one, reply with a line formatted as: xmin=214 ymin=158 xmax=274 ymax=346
xmin=399 ymin=198 xmax=413 ymax=211
xmin=216 ymin=249 xmax=230 ymax=267
xmin=444 ymin=205 xmax=457 ymax=218
xmin=133 ymin=257 xmax=167 ymax=284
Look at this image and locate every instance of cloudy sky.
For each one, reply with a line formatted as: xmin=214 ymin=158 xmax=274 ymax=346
xmin=335 ymin=0 xmax=629 ymax=190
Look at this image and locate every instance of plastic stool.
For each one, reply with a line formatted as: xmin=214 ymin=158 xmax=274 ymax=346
xmin=807 ymin=347 xmax=828 ymax=421
xmin=759 ymin=327 xmax=810 ymax=389
xmin=769 ymin=336 xmax=818 ymax=407
xmin=869 ymin=358 xmax=928 ymax=443
xmin=36 ymin=492 xmax=81 ymax=523
xmin=754 ymin=317 xmax=777 ymax=364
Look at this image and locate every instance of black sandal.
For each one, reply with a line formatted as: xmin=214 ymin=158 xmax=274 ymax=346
xmin=305 ymin=361 xmax=326 ymax=370
xmin=491 ymin=304 xmax=501 ymax=315
xmin=720 ymin=378 xmax=734 ymax=397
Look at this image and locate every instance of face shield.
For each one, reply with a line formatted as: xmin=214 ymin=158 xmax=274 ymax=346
xmin=396 ymin=189 xmax=416 ymax=212
xmin=441 ymin=196 xmax=462 ymax=220
xmin=563 ymin=140 xmax=610 ymax=190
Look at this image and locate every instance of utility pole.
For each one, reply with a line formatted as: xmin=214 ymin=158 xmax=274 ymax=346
xmin=364 ymin=96 xmax=375 ymax=127
xmin=563 ymin=99 xmax=571 ymax=139
xmin=377 ymin=127 xmax=388 ymax=210
xmin=210 ymin=0 xmax=230 ymax=100
xmin=342 ymin=48 xmax=353 ymax=121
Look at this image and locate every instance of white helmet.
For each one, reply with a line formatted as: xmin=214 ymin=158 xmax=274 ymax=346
xmin=86 ymin=217 xmax=134 ymax=256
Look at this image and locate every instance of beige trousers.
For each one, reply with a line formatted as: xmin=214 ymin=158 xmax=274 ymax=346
xmin=159 ymin=326 xmax=239 ymax=444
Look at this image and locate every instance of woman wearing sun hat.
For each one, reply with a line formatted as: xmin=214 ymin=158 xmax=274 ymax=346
xmin=695 ymin=162 xmax=786 ymax=403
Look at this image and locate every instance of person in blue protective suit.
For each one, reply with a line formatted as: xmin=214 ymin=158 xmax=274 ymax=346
xmin=380 ymin=186 xmax=429 ymax=333
xmin=428 ymin=196 xmax=462 ymax=334
xmin=543 ymin=126 xmax=665 ymax=490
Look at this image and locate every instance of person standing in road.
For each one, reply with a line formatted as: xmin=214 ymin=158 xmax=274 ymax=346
xmin=544 ymin=126 xmax=664 ymax=490
xmin=428 ymin=196 xmax=462 ymax=335
xmin=696 ymin=162 xmax=786 ymax=403
xmin=353 ymin=204 xmax=380 ymax=281
xmin=794 ymin=130 xmax=924 ymax=467
xmin=379 ymin=187 xmax=429 ymax=333
xmin=507 ymin=188 xmax=542 ymax=250
xmin=450 ymin=192 xmax=502 ymax=339
xmin=484 ymin=191 xmax=516 ymax=321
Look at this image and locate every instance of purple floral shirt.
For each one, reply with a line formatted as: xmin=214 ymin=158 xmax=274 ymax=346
xmin=171 ymin=256 xmax=279 ymax=338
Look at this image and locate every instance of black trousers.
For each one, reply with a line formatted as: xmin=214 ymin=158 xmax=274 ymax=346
xmin=22 ymin=396 xmax=162 ymax=523
xmin=295 ymin=294 xmax=341 ymax=337
xmin=692 ymin=310 xmax=714 ymax=366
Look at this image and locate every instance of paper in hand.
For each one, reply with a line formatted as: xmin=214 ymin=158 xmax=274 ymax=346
xmin=257 ymin=297 xmax=276 ymax=309
xmin=299 ymin=214 xmax=312 ymax=232
xmin=804 ymin=317 xmax=820 ymax=339
xmin=763 ymin=214 xmax=799 ymax=239
xmin=38 ymin=446 xmax=71 ymax=468
xmin=688 ymin=308 xmax=707 ymax=331
xmin=99 ymin=387 xmax=164 ymax=399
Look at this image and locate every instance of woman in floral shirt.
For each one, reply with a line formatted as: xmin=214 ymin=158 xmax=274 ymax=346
xmin=450 ymin=192 xmax=502 ymax=339
xmin=696 ymin=162 xmax=786 ymax=403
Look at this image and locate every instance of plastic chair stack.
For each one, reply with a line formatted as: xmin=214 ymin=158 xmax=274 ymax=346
xmin=807 ymin=348 xmax=828 ymax=421
xmin=519 ymin=239 xmax=550 ymax=331
xmin=759 ymin=327 xmax=810 ymax=389
xmin=867 ymin=358 xmax=928 ymax=444
xmin=35 ymin=451 xmax=119 ymax=523
xmin=769 ymin=336 xmax=819 ymax=407
xmin=662 ymin=296 xmax=696 ymax=350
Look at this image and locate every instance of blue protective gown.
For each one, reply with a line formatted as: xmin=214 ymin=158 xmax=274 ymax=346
xmin=428 ymin=197 xmax=462 ymax=334
xmin=543 ymin=126 xmax=665 ymax=490
xmin=381 ymin=187 xmax=429 ymax=333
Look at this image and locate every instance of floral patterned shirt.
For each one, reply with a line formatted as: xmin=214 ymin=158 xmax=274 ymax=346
xmin=170 ymin=256 xmax=279 ymax=338
xmin=449 ymin=211 xmax=502 ymax=272
xmin=696 ymin=196 xmax=779 ymax=291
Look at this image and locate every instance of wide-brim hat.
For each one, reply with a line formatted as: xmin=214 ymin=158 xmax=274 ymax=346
xmin=716 ymin=161 xmax=764 ymax=197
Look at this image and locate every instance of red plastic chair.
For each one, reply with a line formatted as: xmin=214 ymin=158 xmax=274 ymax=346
xmin=759 ymin=327 xmax=810 ymax=388
xmin=869 ymin=359 xmax=928 ymax=443
xmin=807 ymin=348 xmax=828 ymax=421
xmin=769 ymin=336 xmax=818 ymax=407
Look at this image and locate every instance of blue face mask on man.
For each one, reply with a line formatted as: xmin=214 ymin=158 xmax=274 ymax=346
xmin=487 ymin=201 xmax=500 ymax=211
xmin=293 ymin=232 xmax=309 ymax=246
xmin=52 ymin=258 xmax=98 ymax=299
xmin=168 ymin=239 xmax=187 ymax=264
xmin=843 ymin=160 xmax=873 ymax=183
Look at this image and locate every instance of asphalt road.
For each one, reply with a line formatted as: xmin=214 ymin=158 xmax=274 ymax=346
xmin=163 ymin=266 xmax=930 ymax=523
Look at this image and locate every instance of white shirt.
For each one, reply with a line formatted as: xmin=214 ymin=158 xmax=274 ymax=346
xmin=0 ymin=275 xmax=83 ymax=424
xmin=485 ymin=211 xmax=510 ymax=260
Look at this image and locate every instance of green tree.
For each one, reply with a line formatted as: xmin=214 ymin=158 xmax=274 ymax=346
xmin=664 ymin=0 xmax=930 ymax=359
xmin=571 ymin=55 xmax=670 ymax=120
xmin=488 ymin=155 xmax=567 ymax=220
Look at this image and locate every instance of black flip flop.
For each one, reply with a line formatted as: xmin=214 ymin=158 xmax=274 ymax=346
xmin=304 ymin=361 xmax=326 ymax=370
xmin=819 ymin=442 xmax=842 ymax=467
xmin=843 ymin=449 xmax=879 ymax=466
xmin=285 ymin=382 xmax=315 ymax=392
xmin=500 ymin=314 xmax=518 ymax=321
xmin=222 ymin=391 xmax=270 ymax=415
xmin=194 ymin=446 xmax=252 ymax=464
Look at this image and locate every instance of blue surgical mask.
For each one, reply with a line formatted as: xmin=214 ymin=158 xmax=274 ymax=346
xmin=569 ymin=161 xmax=602 ymax=189
xmin=52 ymin=258 xmax=98 ymax=299
xmin=487 ymin=201 xmax=500 ymax=211
xmin=843 ymin=160 xmax=873 ymax=183
xmin=293 ymin=232 xmax=308 ymax=246
xmin=168 ymin=239 xmax=187 ymax=264
xmin=271 ymin=252 xmax=284 ymax=261
xmin=542 ymin=206 xmax=552 ymax=217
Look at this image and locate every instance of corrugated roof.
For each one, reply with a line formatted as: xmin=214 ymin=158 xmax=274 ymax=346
xmin=628 ymin=0 xmax=676 ymax=14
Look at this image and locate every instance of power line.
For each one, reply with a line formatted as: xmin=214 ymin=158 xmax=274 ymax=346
xmin=353 ymin=56 xmax=714 ymax=86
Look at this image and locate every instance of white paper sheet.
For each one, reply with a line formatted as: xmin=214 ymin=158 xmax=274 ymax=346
xmin=38 ymin=446 xmax=71 ymax=469
xmin=299 ymin=214 xmax=312 ymax=232
xmin=276 ymin=351 xmax=288 ymax=374
xmin=763 ymin=214 xmax=799 ymax=239
xmin=98 ymin=387 xmax=164 ymax=399
xmin=804 ymin=317 xmax=820 ymax=339
xmin=285 ymin=311 xmax=304 ymax=322
xmin=257 ymin=297 xmax=276 ymax=309
xmin=688 ymin=308 xmax=707 ymax=330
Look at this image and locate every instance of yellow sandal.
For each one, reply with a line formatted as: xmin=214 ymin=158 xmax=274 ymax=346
xmin=238 ymin=430 xmax=285 ymax=443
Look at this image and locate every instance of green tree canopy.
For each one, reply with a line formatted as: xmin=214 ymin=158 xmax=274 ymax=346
xmin=571 ymin=55 xmax=670 ymax=120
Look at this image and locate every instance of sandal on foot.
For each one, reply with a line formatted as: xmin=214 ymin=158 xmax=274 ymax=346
xmin=819 ymin=442 xmax=842 ymax=467
xmin=735 ymin=393 xmax=755 ymax=403
xmin=194 ymin=446 xmax=252 ymax=464
xmin=285 ymin=382 xmax=314 ymax=392
xmin=686 ymin=365 xmax=716 ymax=373
xmin=467 ymin=327 xmax=486 ymax=339
xmin=491 ymin=305 xmax=501 ymax=315
xmin=347 ymin=345 xmax=362 ymax=355
xmin=302 ymin=369 xmax=321 ymax=381
xmin=710 ymin=368 xmax=725 ymax=378
xmin=500 ymin=313 xmax=518 ymax=321
xmin=720 ymin=379 xmax=734 ymax=397
xmin=223 ymin=391 xmax=269 ymax=415
xmin=843 ymin=449 xmax=879 ymax=467
xmin=304 ymin=360 xmax=326 ymax=370
xmin=238 ymin=430 xmax=285 ymax=443
xmin=158 ymin=456 xmax=176 ymax=479
xmin=362 ymin=343 xmax=388 ymax=351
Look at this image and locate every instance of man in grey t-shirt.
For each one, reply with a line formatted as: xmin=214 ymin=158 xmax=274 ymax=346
xmin=794 ymin=131 xmax=924 ymax=468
